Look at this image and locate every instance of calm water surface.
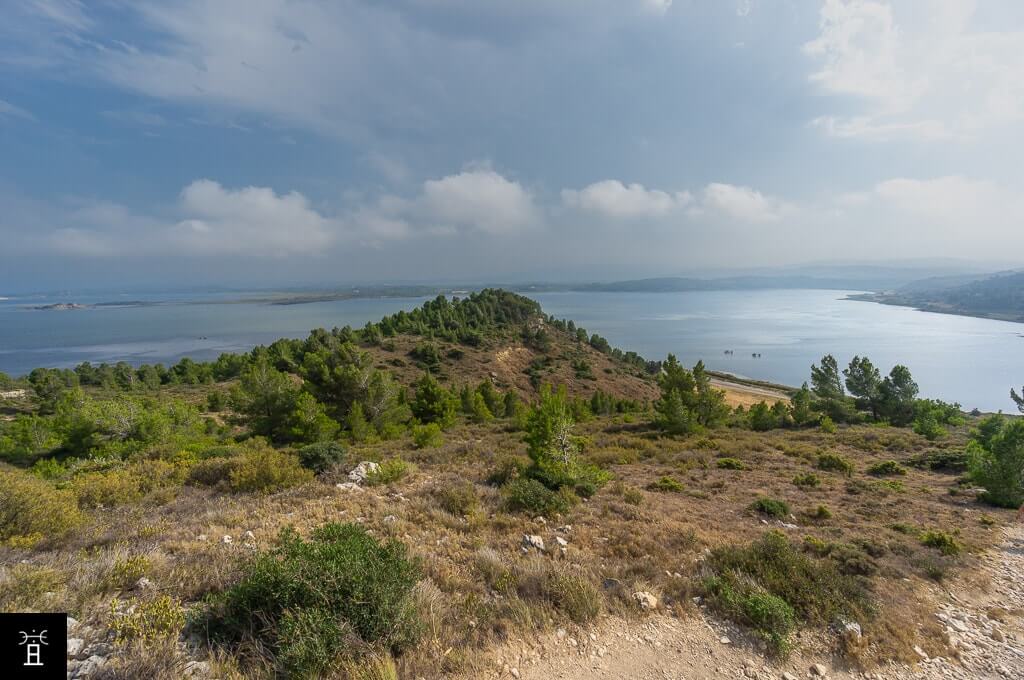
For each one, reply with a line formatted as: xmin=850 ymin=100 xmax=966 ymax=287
xmin=531 ymin=290 xmax=1024 ymax=413
xmin=1 ymin=289 xmax=1021 ymax=411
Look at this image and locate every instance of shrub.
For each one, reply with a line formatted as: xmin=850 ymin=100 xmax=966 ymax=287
xmin=819 ymin=416 xmax=837 ymax=434
xmin=486 ymin=454 xmax=530 ymax=486
xmin=967 ymin=417 xmax=1024 ymax=508
xmin=716 ymin=457 xmax=747 ymax=470
xmin=792 ymin=473 xmax=821 ymax=488
xmin=646 ymin=476 xmax=684 ymax=493
xmin=810 ymin=504 xmax=832 ymax=520
xmin=105 ymin=555 xmax=151 ymax=590
xmin=503 ymin=477 xmax=575 ymax=516
xmin=229 ymin=447 xmax=313 ymax=493
xmin=920 ymin=530 xmax=961 ymax=556
xmin=817 ymin=452 xmax=853 ymax=476
xmin=433 ymin=481 xmax=479 ymax=516
xmin=365 ymin=459 xmax=410 ymax=486
xmin=750 ymin=497 xmax=789 ymax=518
xmin=0 ymin=468 xmax=82 ymax=544
xmin=703 ymin=573 xmax=795 ymax=654
xmin=704 ymin=531 xmax=870 ymax=650
xmin=411 ymin=422 xmax=443 ymax=449
xmin=297 ymin=441 xmax=347 ymax=474
xmin=110 ymin=595 xmax=186 ymax=642
xmin=187 ymin=456 xmax=236 ymax=488
xmin=867 ymin=460 xmax=907 ymax=476
xmin=72 ymin=468 xmax=145 ymax=508
xmin=204 ymin=523 xmax=421 ymax=677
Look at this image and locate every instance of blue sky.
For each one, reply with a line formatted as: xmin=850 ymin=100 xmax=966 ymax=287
xmin=2 ymin=0 xmax=1023 ymax=291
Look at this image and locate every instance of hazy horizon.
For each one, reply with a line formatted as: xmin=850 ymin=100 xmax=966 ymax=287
xmin=3 ymin=1 xmax=1024 ymax=291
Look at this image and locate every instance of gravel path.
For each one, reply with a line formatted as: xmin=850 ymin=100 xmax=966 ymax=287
xmin=481 ymin=526 xmax=1024 ymax=680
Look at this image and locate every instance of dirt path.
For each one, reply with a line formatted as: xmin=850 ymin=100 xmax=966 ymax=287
xmin=480 ymin=526 xmax=1024 ymax=680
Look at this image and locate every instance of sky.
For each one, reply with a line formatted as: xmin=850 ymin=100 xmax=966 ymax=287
xmin=1 ymin=0 xmax=1023 ymax=292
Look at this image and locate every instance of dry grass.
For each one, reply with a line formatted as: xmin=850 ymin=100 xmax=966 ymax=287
xmin=0 ymin=413 xmax=1013 ymax=676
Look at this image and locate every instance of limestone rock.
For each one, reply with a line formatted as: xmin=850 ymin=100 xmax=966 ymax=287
xmin=348 ymin=461 xmax=381 ymax=483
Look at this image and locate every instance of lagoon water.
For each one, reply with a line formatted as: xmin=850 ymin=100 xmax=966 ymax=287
xmin=1 ymin=288 xmax=1022 ymax=411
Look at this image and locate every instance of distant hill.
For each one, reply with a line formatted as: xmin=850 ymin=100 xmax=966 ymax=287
xmin=855 ymin=270 xmax=1024 ymax=323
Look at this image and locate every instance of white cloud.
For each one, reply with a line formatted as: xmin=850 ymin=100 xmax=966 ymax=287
xmin=42 ymin=180 xmax=337 ymax=257
xmin=562 ymin=180 xmax=691 ymax=219
xmin=701 ymin=183 xmax=791 ymax=222
xmin=804 ymin=0 xmax=1024 ymax=140
xmin=421 ymin=168 xmax=537 ymax=234
xmin=172 ymin=180 xmax=334 ymax=255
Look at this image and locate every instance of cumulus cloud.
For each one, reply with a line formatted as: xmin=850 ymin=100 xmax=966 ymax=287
xmin=562 ymin=180 xmax=691 ymax=219
xmin=37 ymin=181 xmax=337 ymax=257
xmin=171 ymin=180 xmax=334 ymax=255
xmin=804 ymin=0 xmax=1024 ymax=140
xmin=701 ymin=183 xmax=791 ymax=223
xmin=419 ymin=168 xmax=538 ymax=234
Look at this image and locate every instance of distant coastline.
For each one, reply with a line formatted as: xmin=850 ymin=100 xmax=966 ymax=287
xmin=848 ymin=292 xmax=1024 ymax=325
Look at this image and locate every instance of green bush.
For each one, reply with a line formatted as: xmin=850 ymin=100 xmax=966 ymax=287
xmin=503 ymin=477 xmax=575 ymax=516
xmin=810 ymin=504 xmax=832 ymax=520
xmin=703 ymin=573 xmax=795 ymax=654
xmin=967 ymin=417 xmax=1024 ymax=508
xmin=646 ymin=476 xmax=684 ymax=493
xmin=867 ymin=460 xmax=907 ymax=476
xmin=110 ymin=595 xmax=186 ymax=642
xmin=716 ymin=457 xmax=748 ymax=470
xmin=204 ymin=523 xmax=421 ymax=678
xmin=819 ymin=416 xmax=837 ymax=434
xmin=229 ymin=447 xmax=313 ymax=493
xmin=750 ymin=496 xmax=789 ymax=518
xmin=433 ymin=481 xmax=479 ymax=516
xmin=920 ymin=530 xmax=961 ymax=556
xmin=816 ymin=452 xmax=853 ymax=476
xmin=365 ymin=459 xmax=411 ymax=486
xmin=0 ymin=468 xmax=82 ymax=545
xmin=297 ymin=441 xmax=347 ymax=474
xmin=411 ymin=422 xmax=443 ymax=449
xmin=703 ymin=531 xmax=869 ymax=652
xmin=486 ymin=454 xmax=530 ymax=486
xmin=72 ymin=468 xmax=145 ymax=508
xmin=792 ymin=472 xmax=821 ymax=488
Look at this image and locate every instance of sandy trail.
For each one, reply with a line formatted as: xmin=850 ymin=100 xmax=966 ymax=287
xmin=481 ymin=526 xmax=1024 ymax=680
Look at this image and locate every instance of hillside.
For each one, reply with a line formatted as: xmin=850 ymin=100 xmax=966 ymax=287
xmin=0 ymin=290 xmax=1021 ymax=679
xmin=855 ymin=270 xmax=1024 ymax=323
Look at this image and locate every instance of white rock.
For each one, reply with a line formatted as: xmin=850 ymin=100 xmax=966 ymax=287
xmin=134 ymin=577 xmax=153 ymax=591
xmin=555 ymin=536 xmax=568 ymax=547
xmin=243 ymin=530 xmax=256 ymax=541
xmin=348 ymin=461 xmax=381 ymax=483
xmin=197 ymin=534 xmax=208 ymax=542
xmin=67 ymin=638 xmax=85 ymax=657
xmin=633 ymin=591 xmax=658 ymax=610
xmin=335 ymin=482 xmax=362 ymax=492
xmin=522 ymin=534 xmax=545 ymax=552
xmin=720 ymin=636 xmax=731 ymax=644
xmin=221 ymin=535 xmax=232 ymax=544
xmin=383 ymin=515 xmax=397 ymax=523
xmin=810 ymin=663 xmax=828 ymax=676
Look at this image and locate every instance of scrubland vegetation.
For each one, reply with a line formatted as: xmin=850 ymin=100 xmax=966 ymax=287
xmin=1 ymin=289 xmax=1022 ymax=677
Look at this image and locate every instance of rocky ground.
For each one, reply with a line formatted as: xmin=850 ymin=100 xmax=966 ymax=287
xmin=481 ymin=526 xmax=1024 ymax=680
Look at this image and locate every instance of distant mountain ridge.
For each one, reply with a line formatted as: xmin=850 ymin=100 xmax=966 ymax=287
xmin=853 ymin=270 xmax=1024 ymax=323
